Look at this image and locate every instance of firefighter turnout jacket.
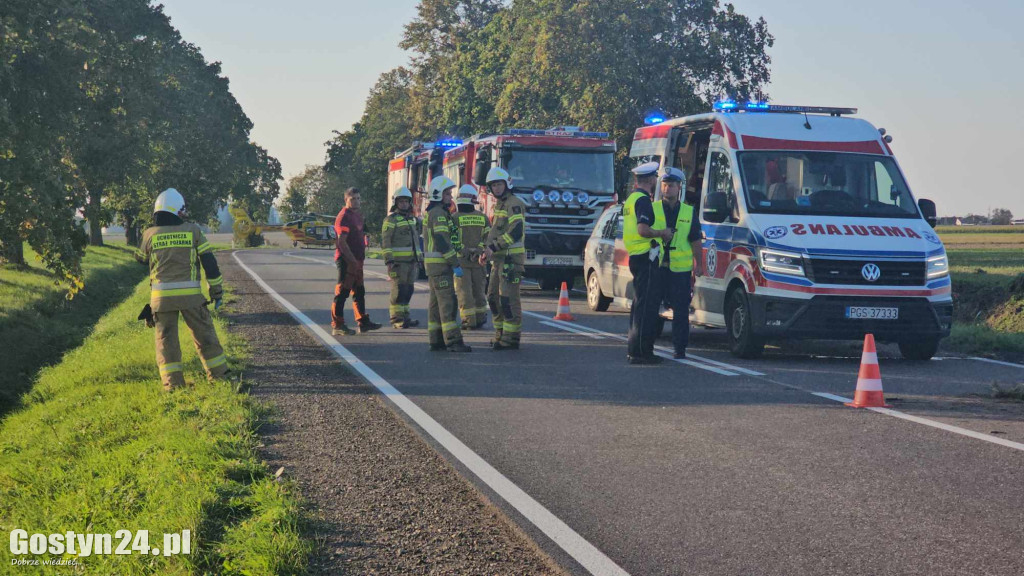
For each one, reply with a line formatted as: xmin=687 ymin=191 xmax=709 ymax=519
xmin=135 ymin=222 xmax=223 ymax=311
xmin=381 ymin=211 xmax=421 ymax=263
xmin=485 ymin=194 xmax=526 ymax=265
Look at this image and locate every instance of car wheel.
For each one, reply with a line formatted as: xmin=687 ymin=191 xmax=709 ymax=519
xmin=587 ymin=270 xmax=611 ymax=312
xmin=726 ymin=288 xmax=765 ymax=358
xmin=898 ymin=337 xmax=939 ymax=361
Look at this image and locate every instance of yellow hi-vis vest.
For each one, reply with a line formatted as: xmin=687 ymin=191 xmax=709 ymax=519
xmin=622 ymin=190 xmax=652 ymax=256
xmin=653 ymin=201 xmax=695 ymax=272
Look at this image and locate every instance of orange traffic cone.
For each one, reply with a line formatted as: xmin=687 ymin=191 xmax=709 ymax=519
xmin=845 ymin=334 xmax=891 ymax=408
xmin=553 ymin=281 xmax=574 ymax=321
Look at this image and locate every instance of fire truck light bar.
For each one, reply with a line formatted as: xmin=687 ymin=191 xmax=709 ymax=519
xmin=436 ymin=139 xmax=463 ymax=148
xmin=508 ymin=128 xmax=610 ymax=138
xmin=713 ymin=100 xmax=857 ymax=116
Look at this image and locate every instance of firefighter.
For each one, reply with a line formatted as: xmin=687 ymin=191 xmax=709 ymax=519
xmin=479 ymin=167 xmax=526 ymax=350
xmin=623 ymin=162 xmax=675 ymax=365
xmin=134 ymin=188 xmax=229 ymax=391
xmin=381 ymin=187 xmax=421 ymax=328
xmin=653 ymin=167 xmax=703 ymax=359
xmin=454 ymin=185 xmax=490 ymax=330
xmin=423 ymin=176 xmax=472 ymax=352
xmin=332 ymin=187 xmax=383 ymax=335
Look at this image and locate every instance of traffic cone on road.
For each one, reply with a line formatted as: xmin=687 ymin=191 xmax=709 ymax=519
xmin=553 ymin=282 xmax=574 ymax=321
xmin=845 ymin=333 xmax=891 ymax=408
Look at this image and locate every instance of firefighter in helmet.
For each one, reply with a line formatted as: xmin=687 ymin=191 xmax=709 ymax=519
xmin=134 ymin=188 xmax=229 ymax=390
xmin=382 ymin=187 xmax=421 ymax=328
xmin=454 ymin=184 xmax=490 ymax=330
xmin=422 ymin=176 xmax=472 ymax=352
xmin=479 ymin=167 xmax=525 ymax=350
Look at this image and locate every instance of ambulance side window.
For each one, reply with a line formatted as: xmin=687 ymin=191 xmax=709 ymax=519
xmin=708 ymin=152 xmax=739 ymax=222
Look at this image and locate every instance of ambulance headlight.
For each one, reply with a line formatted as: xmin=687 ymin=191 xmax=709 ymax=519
xmin=532 ymin=189 xmax=545 ymax=203
xmin=576 ymin=192 xmax=590 ymax=204
xmin=548 ymin=190 xmax=561 ymax=203
xmin=927 ymin=254 xmax=949 ymax=279
xmin=561 ymin=190 xmax=575 ymax=203
xmin=759 ymin=248 xmax=805 ymax=276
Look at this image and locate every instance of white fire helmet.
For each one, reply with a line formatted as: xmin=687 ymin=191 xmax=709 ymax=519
xmin=485 ymin=167 xmax=512 ymax=189
xmin=456 ymin=184 xmax=478 ymax=206
xmin=428 ymin=176 xmax=456 ymax=202
xmin=153 ymin=188 xmax=185 ymax=215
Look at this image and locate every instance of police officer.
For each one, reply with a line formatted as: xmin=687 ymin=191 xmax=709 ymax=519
xmin=653 ymin=167 xmax=703 ymax=359
xmin=134 ymin=188 xmax=229 ymax=391
xmin=479 ymin=167 xmax=526 ymax=351
xmin=623 ymin=162 xmax=674 ymax=365
xmin=381 ymin=187 xmax=421 ymax=328
xmin=454 ymin=185 xmax=490 ymax=330
xmin=423 ymin=176 xmax=472 ymax=352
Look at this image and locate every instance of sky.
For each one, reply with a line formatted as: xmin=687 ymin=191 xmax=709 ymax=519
xmin=160 ymin=0 xmax=1024 ymax=218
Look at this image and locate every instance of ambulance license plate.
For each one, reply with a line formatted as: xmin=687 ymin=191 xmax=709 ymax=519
xmin=543 ymin=257 xmax=576 ymax=266
xmin=845 ymin=306 xmax=899 ymax=320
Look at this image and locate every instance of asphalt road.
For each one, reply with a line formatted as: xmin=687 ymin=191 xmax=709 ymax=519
xmin=234 ymin=247 xmax=1024 ymax=576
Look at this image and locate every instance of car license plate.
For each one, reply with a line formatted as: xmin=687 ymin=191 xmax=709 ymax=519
xmin=543 ymin=257 xmax=576 ymax=266
xmin=845 ymin=306 xmax=899 ymax=320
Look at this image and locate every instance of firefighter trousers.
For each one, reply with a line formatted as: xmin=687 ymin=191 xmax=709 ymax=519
xmin=154 ymin=306 xmax=228 ymax=390
xmin=427 ymin=272 xmax=464 ymax=348
xmin=487 ymin=258 xmax=523 ymax=345
xmin=388 ymin=261 xmax=418 ymax=325
xmin=455 ymin=261 xmax=487 ymax=328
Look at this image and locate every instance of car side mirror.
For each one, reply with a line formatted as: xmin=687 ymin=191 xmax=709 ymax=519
xmin=474 ymin=160 xmax=488 ymax=185
xmin=918 ymin=198 xmax=937 ymax=228
xmin=703 ymin=192 xmax=729 ymax=223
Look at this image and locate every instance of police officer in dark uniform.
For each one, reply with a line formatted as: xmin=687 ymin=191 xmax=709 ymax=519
xmin=622 ymin=161 xmax=675 ymax=365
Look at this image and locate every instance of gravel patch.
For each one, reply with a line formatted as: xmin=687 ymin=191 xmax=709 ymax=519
xmin=220 ymin=254 xmax=566 ymax=575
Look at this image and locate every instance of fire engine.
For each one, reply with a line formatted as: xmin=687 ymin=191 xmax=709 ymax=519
xmin=441 ymin=127 xmax=617 ymax=290
xmin=387 ymin=140 xmax=463 ymax=217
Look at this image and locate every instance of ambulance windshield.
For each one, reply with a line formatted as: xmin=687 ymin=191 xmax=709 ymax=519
xmin=737 ymin=152 xmax=918 ymax=218
xmin=505 ymin=149 xmax=614 ymax=193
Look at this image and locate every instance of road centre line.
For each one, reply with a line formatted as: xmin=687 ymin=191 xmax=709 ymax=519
xmin=278 ymin=251 xmax=1024 ymax=453
xmin=528 ymin=313 xmax=740 ymax=376
xmin=234 ymin=251 xmax=631 ymax=576
xmin=968 ymin=356 xmax=1024 ymax=370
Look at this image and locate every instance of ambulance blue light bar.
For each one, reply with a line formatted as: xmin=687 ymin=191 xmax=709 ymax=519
xmin=713 ymin=100 xmax=856 ymax=115
xmin=436 ymin=139 xmax=463 ymax=148
xmin=507 ymin=128 xmax=610 ymax=138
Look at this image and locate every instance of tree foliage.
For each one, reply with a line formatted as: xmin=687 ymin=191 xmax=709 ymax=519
xmin=0 ymin=0 xmax=280 ymax=294
xmin=325 ymin=0 xmax=774 ymax=222
xmin=991 ymin=208 xmax=1013 ymax=226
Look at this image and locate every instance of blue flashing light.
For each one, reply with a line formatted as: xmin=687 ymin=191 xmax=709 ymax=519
xmin=713 ymin=99 xmax=738 ymax=111
xmin=712 ymin=100 xmax=857 ymax=116
xmin=436 ymin=138 xmax=463 ymax=148
xmin=644 ymin=114 xmax=666 ymax=125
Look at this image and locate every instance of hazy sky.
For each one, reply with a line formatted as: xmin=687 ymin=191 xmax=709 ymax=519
xmin=161 ymin=0 xmax=1024 ymax=218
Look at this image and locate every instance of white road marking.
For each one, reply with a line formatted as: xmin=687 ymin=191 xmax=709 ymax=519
xmin=530 ymin=313 xmax=740 ymax=376
xmin=277 ymin=250 xmax=1024 ymax=453
xmin=540 ymin=320 xmax=604 ymax=339
xmin=968 ymin=356 xmax=1024 ymax=370
xmin=234 ymin=251 xmax=631 ymax=576
xmin=810 ymin=392 xmax=1024 ymax=452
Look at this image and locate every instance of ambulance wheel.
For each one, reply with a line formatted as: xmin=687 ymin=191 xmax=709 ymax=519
xmin=726 ymin=288 xmax=764 ymax=359
xmin=587 ymin=270 xmax=611 ymax=312
xmin=898 ymin=337 xmax=939 ymax=361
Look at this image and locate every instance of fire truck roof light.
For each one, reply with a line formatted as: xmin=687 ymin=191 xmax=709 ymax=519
xmin=507 ymin=128 xmax=610 ymax=138
xmin=436 ymin=139 xmax=463 ymax=148
xmin=644 ymin=114 xmax=666 ymax=125
xmin=713 ymin=100 xmax=857 ymax=116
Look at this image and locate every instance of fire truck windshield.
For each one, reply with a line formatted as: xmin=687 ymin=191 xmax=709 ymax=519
xmin=505 ymin=149 xmax=614 ymax=193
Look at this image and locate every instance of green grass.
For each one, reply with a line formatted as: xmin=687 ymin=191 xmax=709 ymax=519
xmin=946 ymin=323 xmax=1024 ymax=361
xmin=936 ymin=225 xmax=1024 ymax=234
xmin=0 ymin=243 xmax=146 ymax=415
xmin=0 ymin=280 xmax=312 ymax=575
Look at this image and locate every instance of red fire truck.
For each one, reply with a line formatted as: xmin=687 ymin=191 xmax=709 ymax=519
xmin=386 ymin=140 xmax=464 ymax=217
xmin=440 ymin=127 xmax=617 ymax=290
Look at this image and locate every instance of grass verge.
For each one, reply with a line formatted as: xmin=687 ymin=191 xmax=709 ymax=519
xmin=0 ymin=278 xmax=312 ymax=575
xmin=0 ymin=243 xmax=147 ymax=416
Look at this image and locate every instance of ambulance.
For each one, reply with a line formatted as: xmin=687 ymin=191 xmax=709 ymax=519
xmin=621 ymin=101 xmax=952 ymax=360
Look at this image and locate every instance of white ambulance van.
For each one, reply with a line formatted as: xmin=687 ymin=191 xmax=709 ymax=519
xmin=628 ymin=102 xmax=952 ymax=360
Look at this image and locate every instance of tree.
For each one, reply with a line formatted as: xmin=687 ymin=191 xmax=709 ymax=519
xmin=991 ymin=208 xmax=1013 ymax=226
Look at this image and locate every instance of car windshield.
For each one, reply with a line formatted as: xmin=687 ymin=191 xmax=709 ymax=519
xmin=505 ymin=149 xmax=614 ymax=193
xmin=737 ymin=152 xmax=919 ymax=218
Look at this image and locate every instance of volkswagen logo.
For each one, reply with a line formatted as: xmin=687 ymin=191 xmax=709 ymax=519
xmin=861 ymin=263 xmax=881 ymax=282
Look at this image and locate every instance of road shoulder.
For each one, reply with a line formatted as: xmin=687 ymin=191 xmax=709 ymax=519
xmin=219 ymin=254 xmax=566 ymax=575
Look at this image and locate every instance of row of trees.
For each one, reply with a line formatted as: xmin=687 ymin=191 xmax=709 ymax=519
xmin=0 ymin=1 xmax=280 ymax=293
xmin=315 ymin=0 xmax=774 ymax=234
